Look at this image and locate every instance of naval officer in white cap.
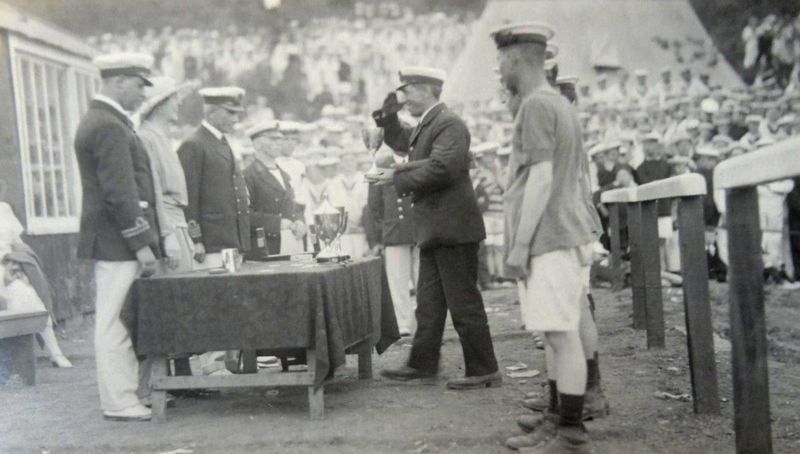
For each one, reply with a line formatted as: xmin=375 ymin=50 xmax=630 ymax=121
xmin=178 ymin=86 xmax=251 ymax=269
xmin=492 ymin=22 xmax=605 ymax=452
xmin=74 ymin=52 xmax=159 ymax=421
xmin=368 ymin=66 xmax=501 ymax=390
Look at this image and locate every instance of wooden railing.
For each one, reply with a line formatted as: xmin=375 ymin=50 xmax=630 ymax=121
xmin=601 ymin=173 xmax=720 ymax=415
xmin=713 ymin=136 xmax=800 ymax=454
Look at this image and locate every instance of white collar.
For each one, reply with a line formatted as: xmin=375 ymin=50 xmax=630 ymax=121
xmin=201 ymin=120 xmax=225 ymax=141
xmin=419 ymin=101 xmax=443 ymax=124
xmin=94 ymin=94 xmax=130 ymax=120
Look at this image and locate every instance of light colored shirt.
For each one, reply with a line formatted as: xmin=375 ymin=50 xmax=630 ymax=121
xmin=201 ymin=120 xmax=224 ymax=141
xmin=504 ymin=87 xmax=601 ymax=258
xmin=94 ymin=94 xmax=131 ymax=120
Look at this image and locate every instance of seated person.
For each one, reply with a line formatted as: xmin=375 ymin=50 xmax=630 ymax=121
xmin=0 ymin=198 xmax=72 ymax=371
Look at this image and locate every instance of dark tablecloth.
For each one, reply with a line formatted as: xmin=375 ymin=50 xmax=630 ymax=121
xmin=122 ymin=257 xmax=399 ymax=388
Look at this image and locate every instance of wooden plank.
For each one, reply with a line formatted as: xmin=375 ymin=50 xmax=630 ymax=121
xmin=600 ymin=186 xmax=637 ymax=204
xmin=607 ymin=203 xmax=624 ymax=291
xmin=0 ymin=311 xmax=48 ymax=339
xmin=150 ymin=354 xmax=168 ymax=424
xmin=640 ymin=200 xmax=665 ymax=349
xmin=676 ymin=196 xmax=720 ymax=415
xmin=636 ymin=173 xmax=706 ymax=201
xmin=626 ymin=202 xmax=647 ymax=330
xmin=152 ymin=370 xmax=314 ymax=390
xmin=714 ymin=136 xmax=800 ymax=190
xmin=726 ymin=186 xmax=773 ymax=454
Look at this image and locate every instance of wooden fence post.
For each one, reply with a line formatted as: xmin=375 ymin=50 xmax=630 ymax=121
xmin=676 ymin=195 xmax=720 ymax=415
xmin=639 ymin=199 xmax=665 ymax=349
xmin=627 ymin=202 xmax=647 ymax=330
xmin=727 ymin=186 xmax=772 ymax=454
xmin=608 ymin=203 xmax=624 ymax=291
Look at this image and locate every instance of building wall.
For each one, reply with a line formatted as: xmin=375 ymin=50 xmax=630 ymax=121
xmin=0 ymin=30 xmax=95 ymax=322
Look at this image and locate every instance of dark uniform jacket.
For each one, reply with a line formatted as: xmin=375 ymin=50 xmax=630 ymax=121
xmin=244 ymin=159 xmax=298 ymax=254
xmin=74 ymin=100 xmax=160 ymax=261
xmin=376 ymin=103 xmax=485 ymax=249
xmin=368 ymin=182 xmax=414 ymax=246
xmin=177 ymin=125 xmax=250 ymax=253
xmin=635 ymin=159 xmax=673 ymax=217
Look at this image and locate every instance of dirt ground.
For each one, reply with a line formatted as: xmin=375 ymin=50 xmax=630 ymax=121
xmin=1 ymin=283 xmax=798 ymax=454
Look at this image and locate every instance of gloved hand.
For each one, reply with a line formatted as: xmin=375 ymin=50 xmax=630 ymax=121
xmin=372 ymin=92 xmax=404 ymax=126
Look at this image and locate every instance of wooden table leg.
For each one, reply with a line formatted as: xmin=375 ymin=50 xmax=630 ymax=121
xmin=357 ymin=339 xmax=373 ymax=380
xmin=627 ymin=202 xmax=647 ymax=330
xmin=150 ymin=354 xmax=169 ymax=424
xmin=640 ymin=200 xmax=665 ymax=349
xmin=308 ymin=385 xmax=324 ymax=420
xmin=2 ymin=335 xmax=36 ymax=386
xmin=240 ymin=350 xmax=258 ymax=374
xmin=306 ymin=348 xmax=324 ymax=419
xmin=727 ymin=186 xmax=773 ymax=454
xmin=677 ymin=196 xmax=720 ymax=415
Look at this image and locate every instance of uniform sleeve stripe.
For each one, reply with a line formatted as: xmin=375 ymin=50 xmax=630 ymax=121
xmin=121 ymin=216 xmax=151 ymax=238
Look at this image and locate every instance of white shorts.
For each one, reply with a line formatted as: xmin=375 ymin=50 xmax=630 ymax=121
xmin=658 ymin=217 xmax=674 ymax=239
xmin=519 ymin=243 xmax=592 ymax=332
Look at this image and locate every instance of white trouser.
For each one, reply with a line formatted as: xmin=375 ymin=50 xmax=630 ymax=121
xmin=384 ymin=244 xmax=419 ymax=333
xmin=94 ymin=260 xmax=141 ymax=412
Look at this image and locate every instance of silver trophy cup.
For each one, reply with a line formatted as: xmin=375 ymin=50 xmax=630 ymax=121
xmin=313 ymin=200 xmax=348 ymax=259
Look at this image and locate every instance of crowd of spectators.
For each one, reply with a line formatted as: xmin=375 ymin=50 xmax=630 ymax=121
xmin=89 ymin=5 xmax=474 ymax=123
xmin=89 ymin=6 xmax=800 ymax=288
xmin=741 ymin=12 xmax=800 ymax=87
xmin=460 ymin=62 xmax=800 ymax=287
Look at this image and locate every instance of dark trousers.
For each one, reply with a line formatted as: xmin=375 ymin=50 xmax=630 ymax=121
xmin=407 ymin=242 xmax=498 ymax=376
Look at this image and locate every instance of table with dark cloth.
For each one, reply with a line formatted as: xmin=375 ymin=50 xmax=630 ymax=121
xmin=123 ymin=257 xmax=399 ymax=421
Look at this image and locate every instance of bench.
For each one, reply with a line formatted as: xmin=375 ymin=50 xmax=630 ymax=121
xmin=601 ymin=173 xmax=720 ymax=415
xmin=0 ymin=310 xmax=48 ymax=385
xmin=713 ymin=136 xmax=800 ymax=454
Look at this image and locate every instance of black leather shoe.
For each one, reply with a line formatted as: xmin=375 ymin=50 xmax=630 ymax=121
xmin=380 ymin=365 xmax=437 ymax=381
xmin=446 ymin=371 xmax=502 ymax=390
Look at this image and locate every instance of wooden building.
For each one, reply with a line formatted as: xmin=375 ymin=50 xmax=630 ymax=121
xmin=0 ymin=2 xmax=99 ymax=321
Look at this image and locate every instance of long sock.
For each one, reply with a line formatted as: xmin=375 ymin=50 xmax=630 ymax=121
xmin=559 ymin=393 xmax=585 ymax=428
xmin=548 ymin=379 xmax=559 ymax=413
xmin=587 ymin=357 xmax=600 ymax=391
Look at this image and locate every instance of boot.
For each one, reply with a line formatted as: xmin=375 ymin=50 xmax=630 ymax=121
xmin=518 ymin=409 xmax=558 ymax=433
xmin=507 ymin=413 xmax=557 ymax=450
xmin=583 ymin=384 xmax=610 ymax=420
xmin=531 ymin=425 xmax=591 ymax=454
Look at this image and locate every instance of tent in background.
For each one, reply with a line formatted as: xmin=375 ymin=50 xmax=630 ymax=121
xmin=443 ymin=0 xmax=743 ymax=105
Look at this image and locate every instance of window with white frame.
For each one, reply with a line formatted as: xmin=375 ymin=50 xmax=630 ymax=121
xmin=9 ymin=35 xmax=100 ymax=235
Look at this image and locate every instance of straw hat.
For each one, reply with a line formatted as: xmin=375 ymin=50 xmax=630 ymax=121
xmin=138 ymin=77 xmax=197 ymax=120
